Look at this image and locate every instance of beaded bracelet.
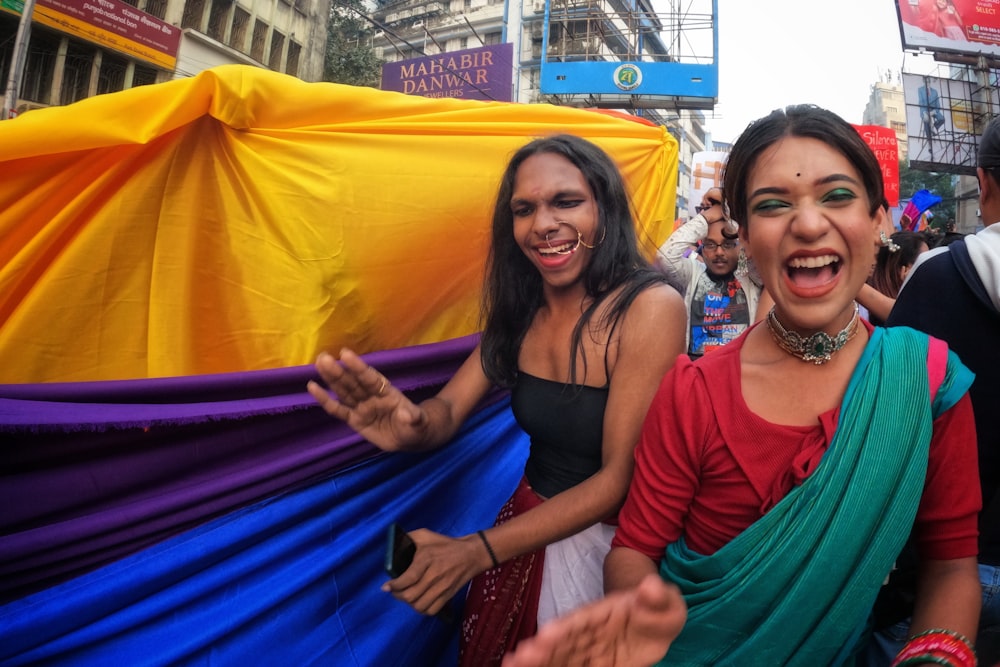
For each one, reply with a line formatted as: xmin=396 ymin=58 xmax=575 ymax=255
xmin=477 ymin=530 xmax=500 ymax=569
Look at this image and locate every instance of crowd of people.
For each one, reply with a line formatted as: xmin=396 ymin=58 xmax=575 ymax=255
xmin=308 ymin=107 xmax=1000 ymax=666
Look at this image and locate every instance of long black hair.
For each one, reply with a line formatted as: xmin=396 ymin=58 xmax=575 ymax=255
xmin=479 ymin=134 xmax=667 ymax=388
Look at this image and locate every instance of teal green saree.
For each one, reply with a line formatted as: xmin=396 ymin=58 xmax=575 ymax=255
xmin=657 ymin=327 xmax=973 ymax=666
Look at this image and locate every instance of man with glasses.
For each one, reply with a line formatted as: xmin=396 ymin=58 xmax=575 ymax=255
xmin=655 ymin=188 xmax=762 ymax=359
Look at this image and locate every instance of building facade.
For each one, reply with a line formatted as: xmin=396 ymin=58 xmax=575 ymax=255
xmin=371 ymin=0 xmax=715 ymax=219
xmin=0 ymin=0 xmax=330 ymax=116
xmin=863 ymin=77 xmax=909 ymax=160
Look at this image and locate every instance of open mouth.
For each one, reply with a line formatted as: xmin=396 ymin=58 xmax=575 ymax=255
xmin=787 ymin=254 xmax=841 ymax=289
xmin=539 ymin=240 xmax=578 ymax=255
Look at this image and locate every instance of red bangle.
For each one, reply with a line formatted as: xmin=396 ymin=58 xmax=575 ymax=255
xmin=890 ymin=629 xmax=977 ymax=667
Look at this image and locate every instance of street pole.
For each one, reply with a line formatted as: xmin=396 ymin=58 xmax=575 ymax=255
xmin=2 ymin=0 xmax=38 ymax=120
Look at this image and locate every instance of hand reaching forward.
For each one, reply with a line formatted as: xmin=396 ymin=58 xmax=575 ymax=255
xmin=500 ymin=574 xmax=687 ymax=667
xmin=307 ymin=349 xmax=429 ymax=451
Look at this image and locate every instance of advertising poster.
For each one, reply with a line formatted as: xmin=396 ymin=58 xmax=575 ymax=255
xmin=381 ymin=43 xmax=514 ymax=102
xmin=902 ymin=71 xmax=988 ymax=172
xmin=14 ymin=0 xmax=181 ymax=69
xmin=896 ymin=0 xmax=1000 ymax=58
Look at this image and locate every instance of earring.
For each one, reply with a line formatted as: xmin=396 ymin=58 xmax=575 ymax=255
xmin=880 ymin=231 xmax=900 ymax=253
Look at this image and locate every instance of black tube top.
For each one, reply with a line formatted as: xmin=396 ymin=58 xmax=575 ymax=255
xmin=511 ymin=371 xmax=608 ymax=499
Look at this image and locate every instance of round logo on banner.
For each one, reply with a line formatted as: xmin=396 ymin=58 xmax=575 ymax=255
xmin=613 ymin=64 xmax=642 ymax=91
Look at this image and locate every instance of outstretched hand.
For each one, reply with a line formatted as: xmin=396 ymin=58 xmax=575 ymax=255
xmin=501 ymin=574 xmax=687 ymax=667
xmin=307 ymin=349 xmax=428 ymax=451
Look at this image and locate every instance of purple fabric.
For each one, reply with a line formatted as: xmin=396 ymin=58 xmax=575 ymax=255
xmin=0 ymin=334 xmax=481 ymax=604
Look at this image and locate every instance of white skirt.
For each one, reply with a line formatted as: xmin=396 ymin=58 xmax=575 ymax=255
xmin=536 ymin=521 xmax=618 ymax=626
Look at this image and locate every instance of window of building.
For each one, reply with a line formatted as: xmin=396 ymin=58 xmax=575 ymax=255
xmin=887 ymin=106 xmax=897 ymax=114
xmin=230 ymin=6 xmax=251 ymax=52
xmin=208 ymin=0 xmax=232 ymax=42
xmin=118 ymin=0 xmax=137 ymax=6
xmin=250 ymin=19 xmax=268 ymax=62
xmin=182 ymin=0 xmax=207 ymax=29
xmin=97 ymin=53 xmax=128 ymax=95
xmin=61 ymin=41 xmax=94 ymax=105
xmin=269 ymin=30 xmax=284 ymax=70
xmin=286 ymin=41 xmax=301 ymax=76
xmin=892 ymin=120 xmax=906 ymax=133
xmin=144 ymin=0 xmax=167 ymax=19
xmin=0 ymin=23 xmax=14 ymax=83
xmin=21 ymin=31 xmax=60 ymax=104
xmin=132 ymin=65 xmax=158 ymax=87
xmin=460 ymin=37 xmax=468 ymax=49
xmin=692 ymin=123 xmax=705 ymax=145
xmin=484 ymin=31 xmax=501 ymax=45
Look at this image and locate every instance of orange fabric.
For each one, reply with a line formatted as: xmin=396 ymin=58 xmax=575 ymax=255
xmin=0 ymin=65 xmax=678 ymax=382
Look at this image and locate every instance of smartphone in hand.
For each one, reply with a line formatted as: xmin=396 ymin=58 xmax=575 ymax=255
xmin=385 ymin=522 xmax=417 ymax=578
xmin=382 ymin=523 xmax=455 ymax=624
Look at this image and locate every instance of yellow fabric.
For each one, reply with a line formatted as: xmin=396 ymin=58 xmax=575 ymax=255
xmin=0 ymin=65 xmax=678 ymax=382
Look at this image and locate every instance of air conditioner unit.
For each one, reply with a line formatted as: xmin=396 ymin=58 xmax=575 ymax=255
xmin=373 ymin=30 xmax=384 ymax=37
xmin=413 ymin=20 xmax=424 ymax=28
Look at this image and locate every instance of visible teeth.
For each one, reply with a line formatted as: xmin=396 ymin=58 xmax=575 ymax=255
xmin=788 ymin=254 xmax=837 ymax=269
xmin=540 ymin=242 xmax=575 ymax=255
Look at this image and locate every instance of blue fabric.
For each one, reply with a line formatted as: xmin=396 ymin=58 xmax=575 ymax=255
xmin=0 ymin=399 xmax=528 ymax=666
xmin=909 ymin=189 xmax=942 ymax=216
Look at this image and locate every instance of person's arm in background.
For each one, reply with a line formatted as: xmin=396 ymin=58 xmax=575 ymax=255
xmin=654 ymin=204 xmax=726 ymax=291
xmin=857 ymin=283 xmax=895 ymax=323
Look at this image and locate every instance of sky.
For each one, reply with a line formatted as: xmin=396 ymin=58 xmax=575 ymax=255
xmin=704 ymin=0 xmax=939 ymax=144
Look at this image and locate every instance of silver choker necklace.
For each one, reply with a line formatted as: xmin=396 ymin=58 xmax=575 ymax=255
xmin=765 ymin=304 xmax=860 ymax=365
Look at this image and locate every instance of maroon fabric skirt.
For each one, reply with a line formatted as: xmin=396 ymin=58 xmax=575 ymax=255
xmin=458 ymin=477 xmax=545 ymax=667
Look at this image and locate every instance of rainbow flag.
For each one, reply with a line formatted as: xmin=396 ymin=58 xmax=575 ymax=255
xmin=0 ymin=66 xmax=679 ymax=664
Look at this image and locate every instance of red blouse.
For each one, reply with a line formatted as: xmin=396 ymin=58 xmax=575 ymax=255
xmin=613 ymin=326 xmax=981 ymax=562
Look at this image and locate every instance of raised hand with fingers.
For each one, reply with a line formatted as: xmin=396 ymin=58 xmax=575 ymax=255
xmin=306 ymin=348 xmax=429 ymax=452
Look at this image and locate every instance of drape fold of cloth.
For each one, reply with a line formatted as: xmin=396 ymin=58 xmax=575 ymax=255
xmin=0 ymin=64 xmax=678 ymax=384
xmin=0 ymin=64 xmax=678 ymax=664
xmin=0 ymin=338 xmax=529 ymax=665
xmin=659 ymin=327 xmax=974 ymax=666
xmin=0 ymin=334 xmax=493 ymax=603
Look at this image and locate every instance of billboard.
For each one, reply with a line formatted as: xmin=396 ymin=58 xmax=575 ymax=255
xmin=896 ymin=0 xmax=1000 ymax=58
xmin=381 ymin=43 xmax=514 ymax=102
xmin=0 ymin=0 xmax=181 ymax=69
xmin=539 ymin=0 xmax=717 ymax=109
xmin=902 ymin=71 xmax=989 ymax=173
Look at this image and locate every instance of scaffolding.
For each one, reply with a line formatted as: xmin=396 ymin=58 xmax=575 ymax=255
xmin=538 ymin=0 xmax=717 ymax=110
